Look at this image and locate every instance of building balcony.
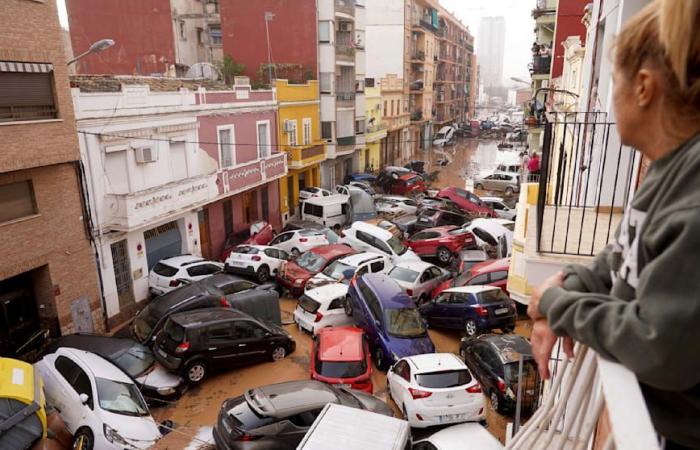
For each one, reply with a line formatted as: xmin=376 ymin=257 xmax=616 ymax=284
xmin=365 ymin=124 xmax=387 ymax=143
xmin=336 ymin=91 xmax=356 ymax=107
xmin=335 ymin=44 xmax=356 ymax=63
xmin=286 ymin=143 xmax=326 ymax=170
xmin=337 ymin=135 xmax=356 ymax=146
xmin=382 ymin=114 xmax=410 ymax=131
xmin=410 ymin=110 xmax=423 ymax=122
xmin=531 ymin=55 xmax=551 ymax=76
xmin=335 ymin=0 xmax=354 ymax=17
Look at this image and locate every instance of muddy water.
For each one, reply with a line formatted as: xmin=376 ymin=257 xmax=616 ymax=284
xmin=152 ymin=138 xmax=531 ymax=449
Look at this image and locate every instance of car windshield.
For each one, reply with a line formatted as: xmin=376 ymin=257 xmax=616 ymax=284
xmin=132 ymin=309 xmax=156 ymax=342
xmin=233 ymin=246 xmax=259 ymax=255
xmin=477 ymin=289 xmax=510 ymax=304
xmin=152 ymin=263 xmax=177 ymax=277
xmin=322 ymin=261 xmax=355 ymax=281
xmin=388 ymin=266 xmax=419 ymax=283
xmin=387 ymin=236 xmax=408 ymax=255
xmin=385 ymin=307 xmax=427 ymax=338
xmin=296 ymin=252 xmax=327 ymax=272
xmin=113 ymin=345 xmax=155 ymax=378
xmin=504 ymin=361 xmax=538 ymax=383
xmin=298 ymin=295 xmax=322 ymax=314
xmin=415 ymin=369 xmax=472 ymax=388
xmin=95 ymin=378 xmax=149 ymax=416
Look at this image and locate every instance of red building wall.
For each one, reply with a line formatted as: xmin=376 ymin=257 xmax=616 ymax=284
xmin=219 ymin=0 xmax=318 ymax=83
xmin=551 ymin=0 xmax=589 ymax=78
xmin=66 ymin=0 xmax=175 ymax=75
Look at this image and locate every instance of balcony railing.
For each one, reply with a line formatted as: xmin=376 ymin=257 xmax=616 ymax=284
xmin=0 ymin=104 xmax=57 ymax=123
xmin=536 ymin=112 xmax=640 ymax=256
xmin=337 ymin=135 xmax=355 ymax=146
xmin=336 ymin=91 xmax=356 ymax=101
xmin=287 ymin=143 xmax=325 ymax=169
xmin=410 ymin=110 xmax=423 ymax=121
xmin=531 ymin=55 xmax=552 ymax=75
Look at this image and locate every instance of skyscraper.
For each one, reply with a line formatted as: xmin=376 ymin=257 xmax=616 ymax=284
xmin=477 ymin=16 xmax=505 ymax=88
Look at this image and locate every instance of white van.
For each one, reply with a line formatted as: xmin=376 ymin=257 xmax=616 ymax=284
xmin=301 ymin=194 xmax=351 ymax=228
xmin=297 ymin=403 xmax=411 ymax=450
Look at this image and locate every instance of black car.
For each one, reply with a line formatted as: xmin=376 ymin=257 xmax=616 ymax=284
xmin=213 ymin=380 xmax=393 ymax=450
xmin=459 ymin=334 xmax=541 ymax=415
xmin=46 ymin=333 xmax=186 ymax=403
xmin=412 ymin=208 xmax=472 ymax=233
xmin=131 ymin=273 xmax=280 ymax=344
xmin=154 ymin=308 xmax=295 ymax=384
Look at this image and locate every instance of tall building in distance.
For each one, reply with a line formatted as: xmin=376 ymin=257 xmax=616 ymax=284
xmin=477 ymin=16 xmax=505 ymax=88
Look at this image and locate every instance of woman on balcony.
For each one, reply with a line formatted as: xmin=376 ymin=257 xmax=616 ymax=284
xmin=528 ymin=1 xmax=700 ymax=449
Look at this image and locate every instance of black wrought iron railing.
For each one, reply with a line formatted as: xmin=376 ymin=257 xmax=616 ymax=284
xmin=536 ymin=112 xmax=640 ymax=256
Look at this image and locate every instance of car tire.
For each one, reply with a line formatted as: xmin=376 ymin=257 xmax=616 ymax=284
xmin=271 ymin=346 xmax=286 ymax=361
xmin=465 ymin=319 xmax=478 ymax=337
xmin=475 ymin=183 xmax=484 ymax=191
xmin=490 ymin=390 xmax=501 ymax=413
xmin=505 ymin=187 xmax=514 ymax=196
xmin=344 ymin=295 xmax=353 ymax=316
xmin=374 ymin=347 xmax=386 ymax=371
xmin=184 ymin=360 xmax=207 ymax=385
xmin=72 ymin=427 xmax=94 ymax=450
xmin=257 ymin=265 xmax=270 ymax=283
xmin=436 ymin=246 xmax=452 ymax=264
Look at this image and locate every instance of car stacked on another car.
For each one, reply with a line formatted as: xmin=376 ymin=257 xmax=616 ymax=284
xmin=294 ymin=283 xmax=354 ymax=334
xmin=299 ymin=187 xmax=332 ymax=200
xmin=431 ymin=256 xmax=510 ymax=298
xmin=437 ymin=187 xmax=496 ymax=218
xmin=389 ymin=173 xmax=426 ymax=196
xmin=406 ymin=226 xmax=476 ymax=264
xmin=149 ymin=255 xmax=223 ymax=296
xmin=387 ymin=261 xmax=450 ymax=305
xmin=305 ymin=252 xmax=392 ymax=291
xmin=224 ymin=245 xmax=290 ymax=282
xmin=374 ymin=196 xmax=419 ymax=219
xmin=269 ymin=228 xmax=329 ymax=257
xmin=480 ymin=197 xmax=517 ymax=221
xmin=276 ymin=244 xmax=356 ymax=297
xmin=310 ymin=326 xmax=373 ymax=393
xmin=412 ymin=208 xmax=473 ymax=234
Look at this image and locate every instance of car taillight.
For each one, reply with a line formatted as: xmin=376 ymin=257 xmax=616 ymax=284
xmin=497 ymin=378 xmax=506 ymax=393
xmin=169 ymin=279 xmax=181 ymax=287
xmin=406 ymin=289 xmax=413 ymax=297
xmin=314 ymin=312 xmax=324 ymax=323
xmin=467 ymin=384 xmax=482 ymax=393
xmin=475 ymin=305 xmax=488 ymax=317
xmin=299 ymin=238 xmax=308 ymax=243
xmin=220 ymin=296 xmax=230 ymax=307
xmin=175 ymin=342 xmax=190 ymax=354
xmin=409 ymin=387 xmax=432 ymax=400
xmin=251 ymin=255 xmax=261 ymax=261
xmin=236 ymin=433 xmax=261 ymax=442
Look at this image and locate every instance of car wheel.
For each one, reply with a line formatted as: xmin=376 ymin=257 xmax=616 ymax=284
xmin=344 ymin=295 xmax=353 ymax=316
xmin=374 ymin=347 xmax=386 ymax=370
xmin=436 ymin=246 xmax=452 ymax=264
xmin=465 ymin=319 xmax=478 ymax=337
xmin=72 ymin=427 xmax=94 ymax=450
xmin=257 ymin=265 xmax=270 ymax=283
xmin=184 ymin=360 xmax=207 ymax=385
xmin=475 ymin=183 xmax=484 ymax=191
xmin=490 ymin=390 xmax=501 ymax=413
xmin=271 ymin=346 xmax=286 ymax=361
xmin=505 ymin=187 xmax=514 ymax=196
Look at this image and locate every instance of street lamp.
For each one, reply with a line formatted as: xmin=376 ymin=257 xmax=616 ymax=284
xmin=511 ymin=77 xmax=531 ymax=86
xmin=67 ymin=38 xmax=115 ymax=66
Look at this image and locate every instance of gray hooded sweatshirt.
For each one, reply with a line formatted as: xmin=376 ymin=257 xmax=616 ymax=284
xmin=539 ymin=134 xmax=700 ymax=447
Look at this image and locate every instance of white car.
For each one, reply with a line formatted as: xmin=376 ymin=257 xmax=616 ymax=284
xmin=464 ymin=219 xmax=514 ymax=258
xmin=305 ymin=252 xmax=392 ymax=291
xmin=340 ymin=221 xmax=421 ymax=264
xmin=375 ymin=196 xmax=419 ymax=218
xmin=149 ymin=255 xmax=223 ymax=296
xmin=432 ymin=125 xmax=457 ymax=147
xmin=299 ymin=186 xmax=332 ymax=200
xmin=412 ymin=423 xmax=503 ymax=450
xmin=387 ymin=261 xmax=450 ymax=305
xmin=293 ymin=283 xmax=354 ymax=334
xmin=480 ymin=197 xmax=517 ymax=221
xmin=269 ymin=229 xmax=329 ymax=256
xmin=493 ymin=218 xmax=515 ymax=231
xmin=387 ymin=353 xmax=485 ymax=428
xmin=35 ymin=348 xmax=161 ymax=450
xmin=224 ymin=244 xmax=290 ymax=282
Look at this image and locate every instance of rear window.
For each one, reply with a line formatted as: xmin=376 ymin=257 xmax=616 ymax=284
xmin=477 ymin=289 xmax=510 ymax=304
xmin=164 ymin=320 xmax=185 ymax=343
xmin=153 ymin=263 xmax=178 ymax=277
xmin=233 ymin=246 xmax=260 ymax=254
xmin=415 ymin=369 xmax=472 ymax=388
xmin=504 ymin=360 xmax=538 ymax=383
xmin=315 ymin=347 xmax=367 ymax=378
xmin=388 ymin=266 xmax=419 ymax=283
xmin=304 ymin=203 xmax=323 ymax=217
xmin=299 ymin=229 xmax=323 ymax=236
xmin=298 ymin=295 xmax=321 ymax=314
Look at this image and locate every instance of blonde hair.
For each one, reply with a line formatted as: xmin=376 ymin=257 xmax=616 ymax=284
xmin=615 ymin=0 xmax=700 ymax=117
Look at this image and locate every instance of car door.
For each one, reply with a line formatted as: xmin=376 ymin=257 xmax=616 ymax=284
xmin=409 ymin=231 xmax=439 ymax=256
xmin=205 ymin=321 xmax=244 ymax=366
xmin=270 ymin=232 xmax=294 ymax=253
xmin=388 ymin=360 xmax=411 ymax=409
xmin=416 ymin=268 xmax=435 ymax=298
xmin=231 ymin=320 xmax=270 ymax=363
xmin=48 ymin=354 xmax=94 ymax=432
xmin=469 ymin=343 xmax=495 ymax=390
xmin=482 ymin=175 xmax=497 ymax=191
xmin=447 ymin=291 xmax=472 ymax=328
xmin=488 ymin=270 xmax=509 ymax=292
xmin=428 ymin=292 xmax=452 ymax=327
xmin=420 ymin=266 xmax=444 ymax=297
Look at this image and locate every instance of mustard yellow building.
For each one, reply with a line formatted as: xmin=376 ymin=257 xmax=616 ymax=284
xmin=276 ymin=79 xmax=325 ymax=222
xmin=363 ymin=85 xmax=387 ymax=172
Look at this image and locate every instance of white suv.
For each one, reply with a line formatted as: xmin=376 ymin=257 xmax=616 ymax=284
xmin=224 ymin=245 xmax=290 ymax=282
xmin=305 ymin=252 xmax=392 ymax=291
xmin=149 ymin=255 xmax=223 ymax=296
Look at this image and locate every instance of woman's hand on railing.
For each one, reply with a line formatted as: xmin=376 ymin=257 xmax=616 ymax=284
xmin=531 ymin=319 xmax=575 ymax=379
xmin=527 ymin=271 xmax=565 ymax=320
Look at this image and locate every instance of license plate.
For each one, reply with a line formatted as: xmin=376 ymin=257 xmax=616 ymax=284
xmin=495 ymin=308 xmax=509 ymax=315
xmin=439 ymin=414 xmax=465 ymax=423
xmin=230 ymin=260 xmax=245 ymax=266
xmin=337 ymin=384 xmax=351 ymax=389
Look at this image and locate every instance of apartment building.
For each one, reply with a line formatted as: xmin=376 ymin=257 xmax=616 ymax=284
xmin=363 ymin=80 xmax=388 ymax=171
xmin=0 ymin=0 xmax=103 ymax=356
xmin=380 ymin=74 xmax=411 ymax=165
xmin=66 ymin=0 xmax=223 ymax=76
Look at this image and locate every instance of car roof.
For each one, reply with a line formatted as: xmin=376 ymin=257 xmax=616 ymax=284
xmin=50 ymin=334 xmax=145 ymax=360
xmin=377 ymin=195 xmax=411 ymax=202
xmin=337 ymin=251 xmax=384 ymax=266
xmin=393 ymin=260 xmax=434 ymax=272
xmin=302 ymin=194 xmax=349 ymax=205
xmin=55 ymin=347 xmax=133 ymax=383
xmin=418 ymin=422 xmax=503 ymax=449
xmin=311 ymin=244 xmax=355 ymax=258
xmin=170 ymin=307 xmax=251 ymax=327
xmin=283 ymin=220 xmax=324 ymax=230
xmin=360 ymin=274 xmax=412 ymax=308
xmin=443 ymin=285 xmax=501 ymax=294
xmin=157 ymin=255 xmax=205 ymax=268
xmin=405 ymin=353 xmax=465 ymax=373
xmin=475 ymin=334 xmax=534 ymax=362
xmin=471 ymin=257 xmax=510 ymax=274
xmin=247 ymin=380 xmax=339 ymax=418
xmin=480 ymin=196 xmax=505 ymax=203
xmin=317 ymin=327 xmax=365 ymax=362
xmin=239 ymin=244 xmax=276 ymax=251
xmin=306 ymin=283 xmax=349 ymax=301
xmin=399 ymin=173 xmax=419 ymax=181
xmin=350 ymin=222 xmax=393 ymax=240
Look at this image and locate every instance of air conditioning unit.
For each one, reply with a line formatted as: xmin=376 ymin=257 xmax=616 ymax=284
xmin=134 ymin=146 xmax=158 ymax=163
xmin=284 ymin=120 xmax=295 ymax=133
xmin=339 ymin=22 xmax=352 ymax=32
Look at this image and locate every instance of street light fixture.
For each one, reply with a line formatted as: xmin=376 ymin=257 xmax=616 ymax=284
xmin=511 ymin=77 xmax=531 ymax=86
xmin=67 ymin=38 xmax=115 ymax=66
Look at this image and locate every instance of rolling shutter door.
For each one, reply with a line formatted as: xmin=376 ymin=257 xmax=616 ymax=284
xmin=144 ymin=221 xmax=183 ymax=270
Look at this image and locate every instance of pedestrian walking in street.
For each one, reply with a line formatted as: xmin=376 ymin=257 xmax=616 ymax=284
xmin=527 ymin=1 xmax=700 ymax=448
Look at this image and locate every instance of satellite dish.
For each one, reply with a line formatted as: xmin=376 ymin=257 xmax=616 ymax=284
xmin=185 ymin=62 xmax=221 ymax=80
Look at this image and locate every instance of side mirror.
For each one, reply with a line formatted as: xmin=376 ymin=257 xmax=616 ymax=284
xmin=79 ymin=393 xmax=90 ymax=405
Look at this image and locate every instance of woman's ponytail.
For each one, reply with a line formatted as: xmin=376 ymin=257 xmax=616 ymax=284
xmin=657 ymin=0 xmax=700 ymax=95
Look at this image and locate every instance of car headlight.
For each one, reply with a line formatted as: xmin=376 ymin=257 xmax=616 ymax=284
xmin=104 ymin=424 xmax=128 ymax=445
xmin=157 ymin=386 xmax=176 ymax=395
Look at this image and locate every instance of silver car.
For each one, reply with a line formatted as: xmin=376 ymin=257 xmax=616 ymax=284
xmin=212 ymin=380 xmax=393 ymax=449
xmin=474 ymin=172 xmax=521 ymax=196
xmin=480 ymin=196 xmax=517 ymax=221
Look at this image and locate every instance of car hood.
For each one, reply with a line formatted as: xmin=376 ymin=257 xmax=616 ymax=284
xmin=346 ymin=390 xmax=394 ymax=416
xmin=282 ymin=263 xmax=313 ymax=280
xmin=396 ymin=249 xmax=421 ymax=262
xmin=384 ymin=334 xmax=435 ymax=361
xmin=100 ymin=410 xmax=161 ymax=449
xmin=135 ymin=362 xmax=183 ymax=390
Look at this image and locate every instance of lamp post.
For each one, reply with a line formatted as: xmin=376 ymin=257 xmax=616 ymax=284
xmin=510 ymin=77 xmax=531 ymax=86
xmin=67 ymin=38 xmax=115 ymax=66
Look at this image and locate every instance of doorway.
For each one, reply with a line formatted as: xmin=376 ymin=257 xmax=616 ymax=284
xmin=261 ymin=185 xmax=269 ymax=222
xmin=110 ymin=239 xmax=135 ymax=310
xmin=0 ymin=272 xmax=40 ymax=357
xmin=198 ymin=209 xmax=211 ymax=259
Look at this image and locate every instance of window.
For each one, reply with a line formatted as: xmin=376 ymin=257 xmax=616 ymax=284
xmin=0 ymin=64 xmax=57 ymax=123
xmin=220 ymin=280 xmax=256 ymax=295
xmin=390 ymin=100 xmax=395 ymax=116
xmin=302 ymin=118 xmax=312 ymax=145
xmin=287 ymin=120 xmax=298 ymax=146
xmin=0 ymin=180 xmax=37 ymax=223
xmin=233 ymin=321 xmax=265 ymax=339
xmin=209 ymin=26 xmax=222 ymax=45
xmin=328 ymin=297 xmax=345 ymax=310
xmin=187 ymin=264 xmax=221 ymax=277
xmin=257 ymin=121 xmax=270 ymax=158
xmin=54 ymin=356 xmax=93 ymax=409
xmin=355 ymin=119 xmax=365 ymax=135
xmin=357 ymin=280 xmax=382 ymax=321
xmin=355 ymin=79 xmax=364 ymax=93
xmin=383 ymin=101 xmax=388 ymax=117
xmin=223 ymin=200 xmax=233 ymax=238
xmin=179 ymin=20 xmax=186 ymax=40
xmin=490 ymin=271 xmax=509 ymax=282
xmin=321 ymin=122 xmax=333 ymax=140
xmin=319 ymin=21 xmax=331 ymax=43
xmin=468 ymin=273 xmax=489 ymax=285
xmin=207 ymin=323 xmax=235 ymax=340
xmin=393 ymin=360 xmax=410 ymax=381
xmin=370 ymin=260 xmax=385 ymax=273
xmin=197 ymin=27 xmax=204 ymax=44
xmin=303 ymin=202 xmax=323 ymax=218
xmin=264 ymin=248 xmax=279 ymax=259
xmin=218 ymin=126 xmax=234 ymax=168
xmin=320 ymin=72 xmax=332 ymax=94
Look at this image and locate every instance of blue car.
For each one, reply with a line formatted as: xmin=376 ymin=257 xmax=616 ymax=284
xmin=344 ymin=172 xmax=377 ymax=184
xmin=345 ymin=274 xmax=435 ymax=370
xmin=419 ymin=285 xmax=516 ymax=337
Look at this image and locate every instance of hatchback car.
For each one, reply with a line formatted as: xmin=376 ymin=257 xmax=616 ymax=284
xmin=419 ymin=286 xmax=516 ymax=337
xmin=387 ymin=353 xmax=484 ymax=428
xmin=474 ymin=172 xmax=520 ymax=197
xmin=345 ymin=274 xmax=435 ymax=369
xmin=299 ymin=186 xmax=332 ymax=200
xmin=412 ymin=423 xmax=503 ymax=450
xmin=269 ymin=228 xmax=329 ymax=257
xmin=412 ymin=208 xmax=473 ymax=234
xmin=390 ymin=173 xmax=426 ymax=196
xmin=294 ymin=283 xmax=354 ymax=334
xmin=220 ymin=221 xmax=275 ymax=261
xmin=212 ymin=380 xmax=393 ymax=450
xmin=431 ymin=253 xmax=504 ymax=298
xmin=149 ymin=255 xmax=223 ymax=296
xmin=276 ymin=244 xmax=356 ymax=297
xmin=480 ymin=197 xmax=517 ymax=221
xmin=310 ymin=326 xmax=373 ymax=393
xmin=340 ymin=221 xmax=420 ymax=264
xmin=406 ymin=226 xmax=476 ymax=264
xmin=35 ymin=348 xmax=161 ymax=450
xmin=387 ymin=261 xmax=450 ymax=305
xmin=460 ymin=334 xmax=540 ymax=415
xmin=224 ymin=245 xmax=290 ymax=282
xmin=305 ymin=252 xmax=392 ymax=291
xmin=154 ymin=308 xmax=295 ymax=384
xmin=437 ymin=187 xmax=496 ymax=218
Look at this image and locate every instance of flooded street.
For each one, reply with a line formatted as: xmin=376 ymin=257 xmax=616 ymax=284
xmin=152 ymin=138 xmax=531 ymax=449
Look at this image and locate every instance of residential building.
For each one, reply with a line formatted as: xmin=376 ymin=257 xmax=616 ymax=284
xmin=276 ymin=79 xmax=325 ymax=222
xmin=380 ymin=74 xmax=411 ymax=165
xmin=0 ymin=0 xmax=103 ymax=354
xmin=549 ymin=0 xmax=589 ymax=81
xmin=363 ymin=80 xmax=388 ymax=171
xmin=477 ymin=16 xmax=505 ymax=88
xmin=66 ymin=0 xmax=223 ymax=76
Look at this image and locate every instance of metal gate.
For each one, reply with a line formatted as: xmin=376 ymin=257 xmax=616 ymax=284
xmin=110 ymin=239 xmax=135 ymax=310
xmin=144 ymin=221 xmax=182 ymax=270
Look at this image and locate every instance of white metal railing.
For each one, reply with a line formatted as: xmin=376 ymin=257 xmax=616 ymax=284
xmin=508 ymin=342 xmax=659 ymax=450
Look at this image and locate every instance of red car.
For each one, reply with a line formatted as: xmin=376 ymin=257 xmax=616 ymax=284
xmin=310 ymin=326 xmax=373 ymax=393
xmin=437 ymin=187 xmax=497 ymax=218
xmin=219 ymin=221 xmax=274 ymax=261
xmin=276 ymin=244 xmax=355 ymax=297
xmin=405 ymin=226 xmax=476 ymax=264
xmin=431 ymin=257 xmax=511 ymax=298
xmin=390 ymin=173 xmax=426 ymax=196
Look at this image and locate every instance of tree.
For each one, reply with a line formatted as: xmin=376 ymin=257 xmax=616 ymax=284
xmin=218 ymin=55 xmax=245 ymax=85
